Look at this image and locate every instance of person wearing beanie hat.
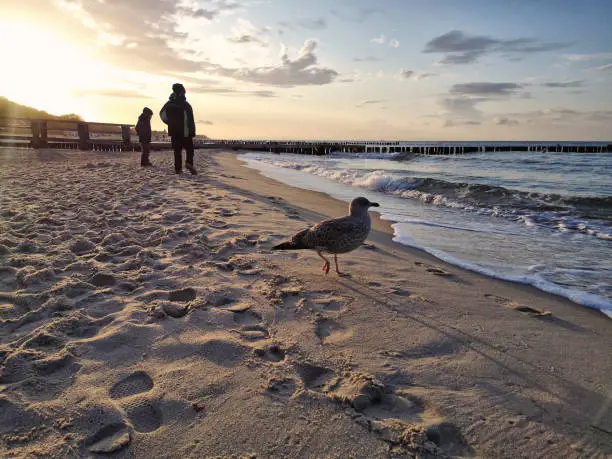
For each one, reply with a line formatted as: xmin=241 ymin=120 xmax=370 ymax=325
xmin=136 ymin=107 xmax=154 ymax=167
xmin=159 ymin=83 xmax=197 ymax=174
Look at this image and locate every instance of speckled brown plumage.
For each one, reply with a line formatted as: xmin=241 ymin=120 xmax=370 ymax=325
xmin=272 ymin=197 xmax=380 ymax=275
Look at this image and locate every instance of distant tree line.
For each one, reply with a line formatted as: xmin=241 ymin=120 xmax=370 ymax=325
xmin=0 ymin=97 xmax=83 ymax=122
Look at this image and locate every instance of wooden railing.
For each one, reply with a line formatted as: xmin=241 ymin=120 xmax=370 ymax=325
xmin=0 ymin=117 xmax=132 ymax=150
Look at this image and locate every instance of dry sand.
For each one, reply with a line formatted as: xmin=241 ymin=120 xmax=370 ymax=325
xmin=0 ymin=147 xmax=611 ymax=458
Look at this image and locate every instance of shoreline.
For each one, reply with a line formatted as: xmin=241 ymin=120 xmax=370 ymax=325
xmin=220 ymin=150 xmax=610 ymax=321
xmin=1 ymin=148 xmax=610 ymax=458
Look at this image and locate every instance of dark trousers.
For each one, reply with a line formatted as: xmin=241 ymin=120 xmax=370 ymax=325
xmin=171 ymin=137 xmax=194 ymax=172
xmin=140 ymin=142 xmax=151 ymax=165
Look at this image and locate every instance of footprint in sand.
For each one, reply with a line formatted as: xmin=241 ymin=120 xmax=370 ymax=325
xmin=484 ymin=294 xmax=552 ymax=317
xmin=414 ymin=261 xmax=458 ymax=279
xmin=314 ymin=316 xmax=353 ymax=344
xmin=86 ymin=422 xmax=131 ymax=454
xmin=309 ymin=292 xmax=346 ymax=312
xmin=265 ymin=378 xmax=297 ymax=398
xmin=109 ymin=370 xmax=162 ymax=433
xmin=294 ymin=362 xmax=334 ymax=390
xmin=109 ymin=370 xmax=154 ymax=399
xmin=317 ymin=371 xmax=471 ymax=456
xmin=253 ymin=343 xmax=286 ymax=363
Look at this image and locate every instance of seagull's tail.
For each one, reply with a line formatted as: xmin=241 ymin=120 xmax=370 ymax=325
xmin=272 ymin=229 xmax=309 ymax=250
xmin=272 ymin=240 xmax=307 ymax=250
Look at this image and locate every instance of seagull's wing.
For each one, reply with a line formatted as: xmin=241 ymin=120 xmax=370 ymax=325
xmin=306 ymin=216 xmax=361 ymax=249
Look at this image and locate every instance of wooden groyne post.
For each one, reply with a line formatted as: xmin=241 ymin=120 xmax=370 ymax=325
xmin=77 ymin=122 xmax=90 ymax=150
xmin=30 ymin=120 xmax=48 ymax=148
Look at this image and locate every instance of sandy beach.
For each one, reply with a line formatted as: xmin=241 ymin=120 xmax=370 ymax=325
xmin=0 ymin=147 xmax=611 ymax=458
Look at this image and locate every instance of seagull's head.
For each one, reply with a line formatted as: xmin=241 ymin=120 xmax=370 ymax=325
xmin=349 ymin=197 xmax=380 ymax=217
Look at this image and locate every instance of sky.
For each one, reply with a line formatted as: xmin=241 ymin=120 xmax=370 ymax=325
xmin=1 ymin=0 xmax=612 ymax=140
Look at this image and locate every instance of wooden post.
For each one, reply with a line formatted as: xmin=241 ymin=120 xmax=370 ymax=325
xmin=121 ymin=125 xmax=131 ymax=147
xmin=30 ymin=120 xmax=42 ymax=148
xmin=77 ymin=122 xmax=90 ymax=150
xmin=31 ymin=120 xmax=49 ymax=148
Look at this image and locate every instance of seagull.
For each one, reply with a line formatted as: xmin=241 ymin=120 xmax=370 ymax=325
xmin=272 ymin=197 xmax=380 ymax=275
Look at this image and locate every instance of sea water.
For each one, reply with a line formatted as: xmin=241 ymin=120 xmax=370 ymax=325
xmin=239 ymin=149 xmax=612 ymax=319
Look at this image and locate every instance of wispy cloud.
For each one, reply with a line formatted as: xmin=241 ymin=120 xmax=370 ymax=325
xmin=450 ymin=82 xmax=525 ymax=96
xmin=424 ymin=30 xmax=570 ymax=64
xmin=225 ymin=18 xmax=270 ymax=46
xmin=330 ymin=7 xmax=383 ymax=23
xmin=356 ymin=99 xmax=387 ymax=108
xmin=540 ymin=80 xmax=584 ymax=88
xmin=371 ymin=34 xmax=385 ymax=45
xmin=226 ymin=34 xmax=265 ymax=45
xmin=563 ymin=53 xmax=612 ymax=62
xmin=297 ymin=17 xmax=327 ymax=30
xmin=589 ymin=63 xmax=612 ymax=72
xmin=197 ymin=120 xmax=214 ymax=125
xmin=398 ymin=69 xmax=438 ymax=80
xmin=413 ymin=72 xmax=438 ymax=80
xmin=190 ymin=86 xmax=277 ymax=98
xmin=74 ymin=89 xmax=153 ymax=99
xmin=494 ymin=116 xmax=520 ymax=126
xmin=443 ymin=119 xmax=482 ymax=128
xmin=353 ymin=56 xmax=381 ymax=62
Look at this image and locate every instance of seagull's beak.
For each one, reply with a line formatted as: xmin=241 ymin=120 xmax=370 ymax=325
xmin=369 ymin=202 xmax=380 ymax=207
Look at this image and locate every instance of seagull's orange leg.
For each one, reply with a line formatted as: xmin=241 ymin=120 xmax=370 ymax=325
xmin=317 ymin=251 xmax=330 ymax=275
xmin=334 ymin=254 xmax=343 ymax=275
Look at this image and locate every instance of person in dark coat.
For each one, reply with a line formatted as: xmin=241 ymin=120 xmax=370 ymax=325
xmin=135 ymin=107 xmax=153 ymax=167
xmin=160 ymin=83 xmax=197 ymax=174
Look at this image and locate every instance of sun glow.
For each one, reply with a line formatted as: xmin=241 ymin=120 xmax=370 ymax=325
xmin=0 ymin=21 xmax=113 ymax=119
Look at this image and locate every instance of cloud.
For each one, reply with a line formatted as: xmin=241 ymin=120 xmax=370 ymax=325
xmin=211 ymin=40 xmax=339 ymax=87
xmin=494 ymin=117 xmax=520 ymax=126
xmin=330 ymin=7 xmax=383 ymax=23
xmin=225 ymin=18 xmax=270 ymax=46
xmin=371 ymin=34 xmax=385 ymax=45
xmin=191 ymin=8 xmax=218 ymax=20
xmin=197 ymin=120 xmax=214 ymax=125
xmin=563 ymin=52 xmax=612 ymax=61
xmin=589 ymin=63 xmax=612 ymax=72
xmin=440 ymin=97 xmax=486 ymax=119
xmin=413 ymin=72 xmax=438 ymax=80
xmin=424 ymin=30 xmax=570 ymax=64
xmin=226 ymin=34 xmax=265 ymax=45
xmin=540 ymin=80 xmax=584 ymax=88
xmin=443 ymin=119 xmax=482 ymax=127
xmin=190 ymin=85 xmax=277 ymax=98
xmin=399 ymin=70 xmax=438 ymax=80
xmin=298 ymin=17 xmax=327 ymax=30
xmin=353 ymin=56 xmax=381 ymax=62
xmin=494 ymin=108 xmax=612 ymax=126
xmin=74 ymin=89 xmax=152 ymax=99
xmin=52 ymin=0 xmax=225 ymax=74
xmin=356 ymin=99 xmax=387 ymax=108
xmin=389 ymin=39 xmax=400 ymax=48
xmin=450 ymin=82 xmax=524 ymax=96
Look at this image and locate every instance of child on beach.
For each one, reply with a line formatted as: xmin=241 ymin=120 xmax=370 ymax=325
xmin=136 ymin=107 xmax=153 ymax=167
